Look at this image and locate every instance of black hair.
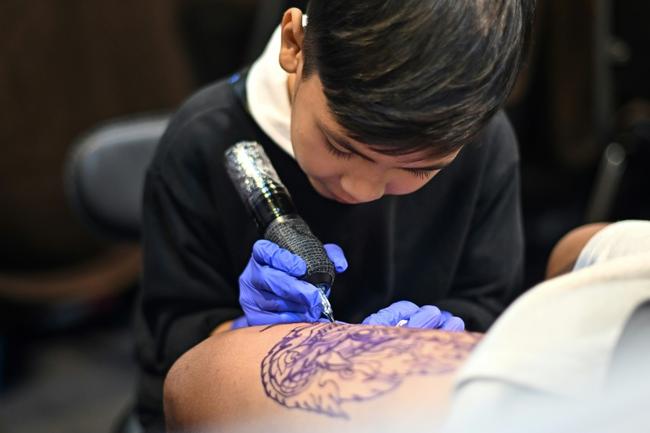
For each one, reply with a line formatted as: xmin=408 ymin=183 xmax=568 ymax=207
xmin=303 ymin=0 xmax=536 ymax=157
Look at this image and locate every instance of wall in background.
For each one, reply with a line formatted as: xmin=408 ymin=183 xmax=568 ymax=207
xmin=0 ymin=0 xmax=194 ymax=274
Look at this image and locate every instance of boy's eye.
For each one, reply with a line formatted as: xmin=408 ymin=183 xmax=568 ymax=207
xmin=325 ymin=140 xmax=353 ymax=160
xmin=405 ymin=168 xmax=435 ymax=180
xmin=321 ymin=135 xmax=440 ymax=180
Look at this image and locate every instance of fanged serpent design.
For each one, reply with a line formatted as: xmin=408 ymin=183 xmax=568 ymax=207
xmin=260 ymin=323 xmax=480 ymax=418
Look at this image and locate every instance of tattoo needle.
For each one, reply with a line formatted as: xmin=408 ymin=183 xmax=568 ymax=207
xmin=317 ymin=285 xmax=335 ymax=322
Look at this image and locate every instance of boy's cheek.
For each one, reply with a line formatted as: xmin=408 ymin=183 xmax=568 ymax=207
xmin=295 ymin=147 xmax=341 ymax=178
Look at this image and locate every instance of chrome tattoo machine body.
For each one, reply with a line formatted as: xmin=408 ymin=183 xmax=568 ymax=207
xmin=225 ymin=141 xmax=335 ymax=322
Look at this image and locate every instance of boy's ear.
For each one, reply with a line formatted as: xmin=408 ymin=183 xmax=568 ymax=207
xmin=279 ymin=8 xmax=305 ymax=74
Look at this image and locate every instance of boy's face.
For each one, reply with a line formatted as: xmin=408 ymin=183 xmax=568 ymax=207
xmin=289 ymin=74 xmax=459 ymax=204
xmin=280 ymin=7 xmax=458 ymax=204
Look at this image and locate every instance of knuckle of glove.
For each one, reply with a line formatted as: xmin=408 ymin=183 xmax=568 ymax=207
xmin=364 ymin=311 xmax=394 ymax=326
xmin=444 ymin=316 xmax=465 ymax=332
xmin=362 ymin=313 xmax=381 ymax=326
xmin=252 ymin=240 xmax=277 ymax=264
xmin=409 ymin=305 xmax=444 ymax=329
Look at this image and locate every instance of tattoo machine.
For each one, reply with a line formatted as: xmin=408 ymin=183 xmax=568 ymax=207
xmin=225 ymin=141 xmax=336 ymax=322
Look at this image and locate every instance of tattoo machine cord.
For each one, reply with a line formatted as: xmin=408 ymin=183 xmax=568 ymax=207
xmin=225 ymin=141 xmax=336 ymax=322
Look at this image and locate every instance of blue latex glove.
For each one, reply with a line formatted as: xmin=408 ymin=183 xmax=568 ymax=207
xmin=362 ymin=301 xmax=465 ymax=331
xmin=231 ymin=315 xmax=249 ymax=330
xmin=236 ymin=239 xmax=348 ymax=327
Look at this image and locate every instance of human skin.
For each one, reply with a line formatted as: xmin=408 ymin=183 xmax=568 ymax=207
xmin=170 ymin=224 xmax=615 ymax=431
xmin=165 ymin=323 xmax=482 ymax=433
xmin=278 ymin=8 xmax=460 ymax=205
xmin=210 ymin=8 xmax=461 ymax=336
xmin=545 ymin=223 xmax=609 ymax=279
xmin=212 ymin=8 xmax=458 ymax=334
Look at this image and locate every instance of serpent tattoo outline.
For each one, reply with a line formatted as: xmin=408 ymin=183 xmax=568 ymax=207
xmin=260 ymin=323 xmax=480 ymax=418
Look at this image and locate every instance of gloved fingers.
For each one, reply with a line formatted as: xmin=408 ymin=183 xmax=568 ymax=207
xmin=246 ymin=311 xmax=316 ymax=327
xmin=438 ymin=310 xmax=452 ymax=324
xmin=261 ymin=267 xmax=323 ymax=307
xmin=253 ymin=290 xmax=313 ymax=314
xmin=240 ymin=293 xmax=323 ymax=324
xmin=362 ymin=300 xmax=420 ymax=326
xmin=323 ymin=243 xmax=348 ymax=273
xmin=316 ymin=318 xmax=348 ymax=324
xmin=380 ymin=300 xmax=420 ymax=322
xmin=252 ymin=240 xmax=307 ymax=277
xmin=440 ymin=316 xmax=465 ymax=332
xmin=405 ymin=305 xmax=443 ymax=329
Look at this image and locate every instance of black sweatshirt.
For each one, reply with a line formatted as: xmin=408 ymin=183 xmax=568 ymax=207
xmin=134 ymin=76 xmax=524 ymax=431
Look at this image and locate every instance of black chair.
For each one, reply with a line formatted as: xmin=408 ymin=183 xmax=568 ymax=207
xmin=63 ymin=6 xmax=308 ymax=433
xmin=65 ymin=114 xmax=169 ymax=433
xmin=65 ymin=115 xmax=169 ymax=240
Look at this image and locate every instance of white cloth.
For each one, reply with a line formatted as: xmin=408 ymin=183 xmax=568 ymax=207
xmin=444 ymin=220 xmax=650 ymax=432
xmin=574 ymin=220 xmax=650 ymax=270
xmin=246 ymin=26 xmax=294 ymax=158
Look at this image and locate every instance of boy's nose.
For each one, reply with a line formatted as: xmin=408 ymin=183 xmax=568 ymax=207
xmin=339 ymin=175 xmax=385 ymax=203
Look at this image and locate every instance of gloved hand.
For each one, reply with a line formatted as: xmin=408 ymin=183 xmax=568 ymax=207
xmin=362 ymin=300 xmax=465 ymax=331
xmin=236 ymin=239 xmax=348 ymax=327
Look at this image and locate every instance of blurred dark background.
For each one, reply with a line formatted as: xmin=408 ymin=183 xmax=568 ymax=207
xmin=0 ymin=1 xmax=648 ymax=432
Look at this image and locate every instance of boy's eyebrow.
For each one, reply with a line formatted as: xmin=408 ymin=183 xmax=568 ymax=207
xmin=319 ymin=123 xmax=453 ymax=171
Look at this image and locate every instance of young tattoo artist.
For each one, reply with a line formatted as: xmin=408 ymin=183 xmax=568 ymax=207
xmin=163 ymin=221 xmax=650 ymax=433
xmin=135 ymin=1 xmax=535 ymax=430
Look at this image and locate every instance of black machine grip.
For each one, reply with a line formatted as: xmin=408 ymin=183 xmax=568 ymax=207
xmin=264 ymin=217 xmax=335 ymax=288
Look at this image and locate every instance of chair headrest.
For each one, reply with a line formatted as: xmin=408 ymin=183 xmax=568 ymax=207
xmin=65 ymin=115 xmax=169 ymax=240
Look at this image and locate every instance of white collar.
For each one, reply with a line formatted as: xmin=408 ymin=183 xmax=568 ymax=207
xmin=246 ymin=26 xmax=294 ymax=158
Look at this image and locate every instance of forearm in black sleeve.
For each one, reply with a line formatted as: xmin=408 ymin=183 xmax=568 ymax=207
xmin=134 ymin=168 xmax=242 ymax=431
